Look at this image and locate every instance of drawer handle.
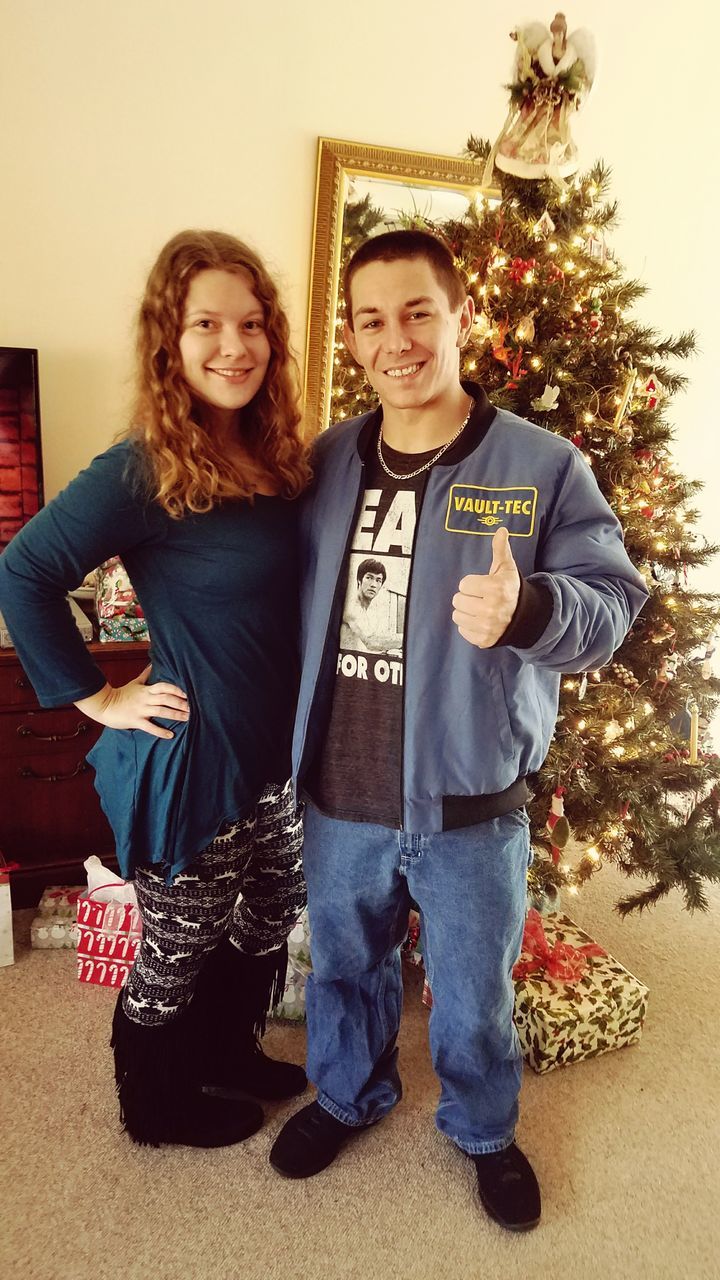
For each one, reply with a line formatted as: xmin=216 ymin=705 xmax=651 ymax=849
xmin=17 ymin=720 xmax=91 ymax=742
xmin=19 ymin=761 xmax=90 ymax=782
xmin=14 ymin=676 xmax=29 ymax=689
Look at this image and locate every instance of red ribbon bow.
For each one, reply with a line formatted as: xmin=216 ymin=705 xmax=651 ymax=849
xmin=47 ymin=888 xmax=81 ymax=903
xmin=513 ymin=909 xmax=606 ymax=982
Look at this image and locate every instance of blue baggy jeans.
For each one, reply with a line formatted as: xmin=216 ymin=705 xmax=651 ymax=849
xmin=302 ymin=803 xmax=531 ymax=1155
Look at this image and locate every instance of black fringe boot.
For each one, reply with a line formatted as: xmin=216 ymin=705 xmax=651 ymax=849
xmin=110 ymin=991 xmax=264 ymax=1147
xmin=192 ymin=938 xmax=308 ymax=1101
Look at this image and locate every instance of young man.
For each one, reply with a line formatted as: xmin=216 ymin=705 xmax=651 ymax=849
xmin=269 ymin=230 xmax=648 ymax=1230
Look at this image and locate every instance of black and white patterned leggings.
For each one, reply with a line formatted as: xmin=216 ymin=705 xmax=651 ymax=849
xmin=123 ymin=781 xmax=305 ymax=1026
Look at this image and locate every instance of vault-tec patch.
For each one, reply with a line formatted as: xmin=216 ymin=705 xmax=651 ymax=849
xmin=445 ymin=484 xmax=538 ymax=537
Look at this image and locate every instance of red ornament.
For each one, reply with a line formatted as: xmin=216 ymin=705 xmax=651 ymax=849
xmin=640 ymin=505 xmax=654 ymax=519
xmin=641 ymin=376 xmax=665 ymax=411
xmin=571 ymin=432 xmax=584 ymax=447
xmin=578 ymin=299 xmax=603 ymax=338
xmin=508 ymin=256 xmax=536 ymax=283
xmin=491 ymin=319 xmax=512 ymax=367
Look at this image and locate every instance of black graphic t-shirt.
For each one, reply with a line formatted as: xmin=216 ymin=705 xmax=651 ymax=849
xmin=307 ymin=432 xmax=439 ymax=828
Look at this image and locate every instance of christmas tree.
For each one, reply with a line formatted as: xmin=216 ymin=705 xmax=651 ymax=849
xmin=330 ymin=152 xmax=720 ymax=915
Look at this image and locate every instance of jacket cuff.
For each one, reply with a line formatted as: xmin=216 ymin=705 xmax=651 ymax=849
xmin=493 ymin=576 xmax=554 ymax=649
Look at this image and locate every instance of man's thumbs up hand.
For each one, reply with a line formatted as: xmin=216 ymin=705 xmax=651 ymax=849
xmin=489 ymin=525 xmax=515 ymax=575
xmin=452 ymin=527 xmax=521 ymax=649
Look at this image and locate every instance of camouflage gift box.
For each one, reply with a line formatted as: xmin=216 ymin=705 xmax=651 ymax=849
xmin=512 ymin=910 xmax=649 ymax=1074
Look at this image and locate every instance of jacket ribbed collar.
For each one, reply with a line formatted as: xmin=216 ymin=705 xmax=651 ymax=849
xmin=354 ymin=381 xmax=497 ymax=466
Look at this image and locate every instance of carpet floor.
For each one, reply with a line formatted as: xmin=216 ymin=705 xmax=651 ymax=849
xmin=1 ymin=861 xmax=717 ymax=1280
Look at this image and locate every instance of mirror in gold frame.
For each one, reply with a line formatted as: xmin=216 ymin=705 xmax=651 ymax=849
xmin=304 ymin=137 xmax=500 ymax=436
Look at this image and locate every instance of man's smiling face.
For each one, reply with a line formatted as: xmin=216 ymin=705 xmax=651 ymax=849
xmin=344 ymin=256 xmax=472 ymax=414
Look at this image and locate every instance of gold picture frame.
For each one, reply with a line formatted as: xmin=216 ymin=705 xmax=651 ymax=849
xmin=304 ymin=137 xmax=501 ymax=435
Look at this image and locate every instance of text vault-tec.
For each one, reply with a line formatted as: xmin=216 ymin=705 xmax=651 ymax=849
xmin=445 ymin=485 xmax=538 ymax=537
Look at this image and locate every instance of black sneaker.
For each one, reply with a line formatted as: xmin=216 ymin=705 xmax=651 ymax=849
xmin=269 ymin=1101 xmax=367 ymax=1178
xmin=472 ymin=1143 xmax=541 ymax=1231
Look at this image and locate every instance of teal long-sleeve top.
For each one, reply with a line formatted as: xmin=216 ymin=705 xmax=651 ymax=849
xmin=0 ymin=440 xmax=300 ymax=882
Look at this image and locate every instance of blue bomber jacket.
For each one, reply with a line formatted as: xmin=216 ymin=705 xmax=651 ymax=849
xmin=292 ymin=385 xmax=649 ymax=833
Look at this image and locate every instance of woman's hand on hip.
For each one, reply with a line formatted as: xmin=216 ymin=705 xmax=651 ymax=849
xmin=74 ymin=665 xmax=189 ymax=739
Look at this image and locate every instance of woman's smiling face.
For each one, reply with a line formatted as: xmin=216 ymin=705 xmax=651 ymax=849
xmin=179 ymin=268 xmax=271 ymax=427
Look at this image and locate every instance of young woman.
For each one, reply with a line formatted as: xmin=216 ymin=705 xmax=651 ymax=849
xmin=0 ymin=230 xmax=312 ymax=1148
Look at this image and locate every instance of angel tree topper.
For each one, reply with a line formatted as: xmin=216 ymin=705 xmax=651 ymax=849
xmin=487 ymin=12 xmax=596 ymax=182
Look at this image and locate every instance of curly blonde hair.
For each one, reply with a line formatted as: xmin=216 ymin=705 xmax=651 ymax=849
xmin=127 ymin=230 xmax=311 ymax=517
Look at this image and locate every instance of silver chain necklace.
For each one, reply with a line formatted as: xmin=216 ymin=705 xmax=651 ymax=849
xmin=376 ymin=403 xmax=473 ymax=481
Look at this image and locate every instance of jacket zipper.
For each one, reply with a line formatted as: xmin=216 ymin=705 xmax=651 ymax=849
xmin=298 ymin=461 xmax=367 ymax=785
xmin=398 ymin=470 xmax=431 ymax=831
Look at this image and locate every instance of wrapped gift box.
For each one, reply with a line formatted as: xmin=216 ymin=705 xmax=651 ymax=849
xmin=32 ymin=886 xmax=83 ymax=950
xmin=273 ymin=911 xmax=312 ymax=1021
xmin=512 ymin=911 xmax=649 ymax=1074
xmin=31 ymin=916 xmax=79 ymax=949
xmin=421 ymin=910 xmax=648 ymax=1075
xmin=76 ymin=894 xmax=142 ymax=988
xmin=95 ymin=557 xmax=149 ymax=643
xmin=36 ymin=885 xmax=83 ymax=919
xmin=0 ymin=858 xmax=14 ymax=967
xmin=275 ymin=967 xmax=308 ymax=1022
xmin=402 ymin=909 xmax=424 ymax=966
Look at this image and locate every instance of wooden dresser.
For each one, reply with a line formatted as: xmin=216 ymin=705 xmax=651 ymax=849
xmin=0 ymin=642 xmax=149 ymax=906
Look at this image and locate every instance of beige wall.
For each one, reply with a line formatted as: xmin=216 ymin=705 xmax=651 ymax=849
xmin=2 ymin=0 xmax=718 ymax=592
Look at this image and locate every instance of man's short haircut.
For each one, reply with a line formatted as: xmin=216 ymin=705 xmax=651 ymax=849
xmin=343 ymin=229 xmax=467 ymax=329
xmin=356 ymin=558 xmax=386 ymax=585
